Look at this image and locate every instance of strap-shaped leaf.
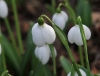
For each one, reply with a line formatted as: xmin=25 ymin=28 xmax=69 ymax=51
xmin=1 ymin=35 xmax=20 ymax=74
xmin=60 ymin=56 xmax=71 ymax=73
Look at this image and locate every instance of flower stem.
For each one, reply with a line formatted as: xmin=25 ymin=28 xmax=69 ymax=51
xmin=0 ymin=33 xmax=6 ymax=71
xmin=41 ymin=15 xmax=82 ymax=76
xmin=78 ymin=46 xmax=84 ymax=66
xmin=52 ymin=0 xmax=56 ymax=10
xmin=49 ymin=44 xmax=56 ymax=76
xmin=77 ymin=16 xmax=91 ymax=76
xmin=4 ymin=18 xmax=20 ymax=56
xmin=11 ymin=0 xmax=24 ymax=54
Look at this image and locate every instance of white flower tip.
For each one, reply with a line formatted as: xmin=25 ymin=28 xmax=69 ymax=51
xmin=67 ymin=69 xmax=86 ymax=76
xmin=0 ymin=0 xmax=8 ymax=18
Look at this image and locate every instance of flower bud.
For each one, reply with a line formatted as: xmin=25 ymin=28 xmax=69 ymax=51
xmin=0 ymin=0 xmax=8 ymax=18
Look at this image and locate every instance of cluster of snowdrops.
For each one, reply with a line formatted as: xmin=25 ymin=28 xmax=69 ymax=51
xmin=0 ymin=0 xmax=98 ymax=76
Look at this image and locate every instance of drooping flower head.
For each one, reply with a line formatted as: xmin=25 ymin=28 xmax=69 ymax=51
xmin=67 ymin=69 xmax=86 ymax=76
xmin=0 ymin=0 xmax=8 ymax=18
xmin=68 ymin=24 xmax=91 ymax=46
xmin=31 ymin=17 xmax=56 ymax=47
xmin=52 ymin=11 xmax=68 ymax=30
xmin=35 ymin=44 xmax=57 ymax=64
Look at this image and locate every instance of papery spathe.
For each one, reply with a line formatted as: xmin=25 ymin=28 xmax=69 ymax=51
xmin=35 ymin=44 xmax=57 ymax=64
xmin=0 ymin=0 xmax=8 ymax=18
xmin=68 ymin=24 xmax=91 ymax=46
xmin=32 ymin=23 xmax=56 ymax=47
xmin=52 ymin=11 xmax=68 ymax=30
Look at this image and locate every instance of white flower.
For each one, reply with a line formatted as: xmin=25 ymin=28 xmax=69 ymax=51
xmin=0 ymin=0 xmax=8 ymax=18
xmin=0 ymin=44 xmax=1 ymax=54
xmin=68 ymin=24 xmax=91 ymax=46
xmin=52 ymin=11 xmax=68 ymax=30
xmin=35 ymin=44 xmax=57 ymax=64
xmin=67 ymin=69 xmax=86 ymax=76
xmin=31 ymin=23 xmax=56 ymax=47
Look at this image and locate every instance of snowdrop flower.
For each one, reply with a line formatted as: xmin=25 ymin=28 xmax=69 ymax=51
xmin=67 ymin=69 xmax=86 ymax=76
xmin=52 ymin=11 xmax=68 ymax=30
xmin=31 ymin=17 xmax=56 ymax=47
xmin=0 ymin=0 xmax=8 ymax=18
xmin=68 ymin=24 xmax=91 ymax=46
xmin=35 ymin=44 xmax=57 ymax=64
xmin=0 ymin=44 xmax=1 ymax=54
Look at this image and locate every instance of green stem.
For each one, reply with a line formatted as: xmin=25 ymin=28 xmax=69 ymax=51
xmin=2 ymin=49 xmax=6 ymax=71
xmin=56 ymin=2 xmax=76 ymax=24
xmin=78 ymin=46 xmax=84 ymax=66
xmin=4 ymin=18 xmax=19 ymax=56
xmin=77 ymin=16 xmax=91 ymax=76
xmin=41 ymin=15 xmax=82 ymax=76
xmin=49 ymin=44 xmax=56 ymax=76
xmin=0 ymin=33 xmax=6 ymax=71
xmin=11 ymin=0 xmax=24 ymax=54
xmin=51 ymin=0 xmax=56 ymax=10
xmin=64 ymin=3 xmax=76 ymax=24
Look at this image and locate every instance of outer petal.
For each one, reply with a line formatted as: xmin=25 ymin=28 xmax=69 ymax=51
xmin=41 ymin=23 xmax=56 ymax=44
xmin=31 ymin=23 xmax=45 ymax=47
xmin=73 ymin=25 xmax=83 ymax=46
xmin=83 ymin=25 xmax=91 ymax=40
xmin=61 ymin=11 xmax=68 ymax=22
xmin=67 ymin=69 xmax=86 ymax=76
xmin=68 ymin=26 xmax=75 ymax=44
xmin=35 ymin=45 xmax=50 ymax=64
xmin=0 ymin=0 xmax=8 ymax=18
xmin=52 ymin=13 xmax=66 ymax=30
xmin=0 ymin=44 xmax=1 ymax=55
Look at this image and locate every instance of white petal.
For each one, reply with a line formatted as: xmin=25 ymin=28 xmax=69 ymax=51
xmin=34 ymin=47 xmax=39 ymax=58
xmin=41 ymin=23 xmax=56 ymax=44
xmin=35 ymin=45 xmax=50 ymax=64
xmin=0 ymin=0 xmax=8 ymax=18
xmin=50 ymin=47 xmax=57 ymax=57
xmin=31 ymin=23 xmax=45 ymax=47
xmin=61 ymin=11 xmax=68 ymax=22
xmin=73 ymin=25 xmax=83 ymax=46
xmin=0 ymin=44 xmax=1 ymax=55
xmin=52 ymin=13 xmax=66 ymax=30
xmin=67 ymin=69 xmax=86 ymax=76
xmin=68 ymin=26 xmax=75 ymax=44
xmin=83 ymin=25 xmax=91 ymax=40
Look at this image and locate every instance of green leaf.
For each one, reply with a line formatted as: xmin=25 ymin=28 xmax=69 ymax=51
xmin=46 ymin=4 xmax=55 ymax=14
xmin=20 ymin=23 xmax=36 ymax=76
xmin=60 ymin=56 xmax=71 ymax=73
xmin=43 ymin=65 xmax=52 ymax=76
xmin=29 ymin=70 xmax=34 ymax=76
xmin=1 ymin=35 xmax=20 ymax=74
xmin=76 ymin=0 xmax=92 ymax=26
